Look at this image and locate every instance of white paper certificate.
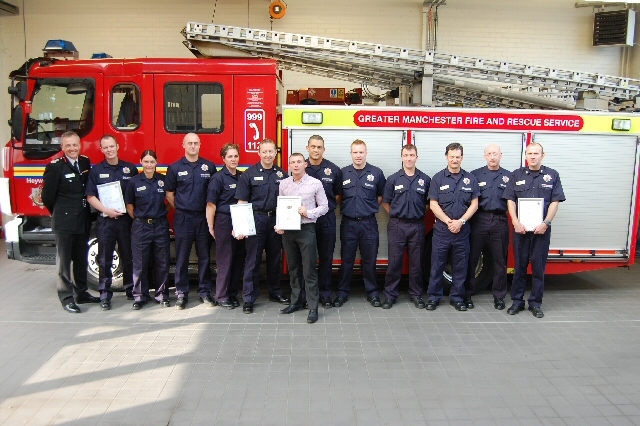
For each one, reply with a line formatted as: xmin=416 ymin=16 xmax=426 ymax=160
xmin=230 ymin=203 xmax=256 ymax=236
xmin=97 ymin=181 xmax=125 ymax=215
xmin=276 ymin=196 xmax=302 ymax=230
xmin=518 ymin=198 xmax=544 ymax=232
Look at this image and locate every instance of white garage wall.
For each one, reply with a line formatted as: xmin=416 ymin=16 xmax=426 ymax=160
xmin=0 ymin=0 xmax=634 ymax=155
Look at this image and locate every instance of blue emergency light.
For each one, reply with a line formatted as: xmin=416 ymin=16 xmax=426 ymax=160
xmin=43 ymin=40 xmax=78 ymax=52
xmin=91 ymin=53 xmax=113 ymax=59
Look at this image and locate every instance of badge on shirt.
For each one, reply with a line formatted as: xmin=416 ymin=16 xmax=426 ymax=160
xmin=541 ymin=184 xmax=553 ymax=188
xmin=463 ymin=177 xmax=470 ymax=185
xmin=254 ymin=176 xmax=264 ymax=181
xmin=201 ymin=164 xmax=209 ymax=172
xmin=324 ymin=168 xmax=332 ymax=175
xmin=395 ymin=185 xmax=404 ymax=190
xmin=367 ymin=174 xmax=374 ymax=182
xmin=276 ymin=171 xmax=284 ymax=178
xmin=158 ymin=181 xmax=164 ymax=187
xmin=516 ymin=180 xmax=525 ymax=185
xmin=99 ymin=174 xmax=110 ymax=178
xmin=543 ymin=174 xmax=552 ymax=182
xmin=440 ymin=185 xmax=449 ymax=190
xmin=123 ymin=167 xmax=130 ymax=174
xmin=418 ymin=179 xmax=425 ymax=186
xmin=229 ymin=184 xmax=237 ymax=189
xmin=478 ymin=182 xmax=486 ymax=187
xmin=178 ymin=171 xmax=189 ymax=176
xmin=137 ymin=186 xmax=146 ymax=191
xmin=343 ymin=179 xmax=351 ymax=186
xmin=65 ymin=173 xmax=75 ymax=178
xmin=502 ymin=176 xmax=509 ymax=183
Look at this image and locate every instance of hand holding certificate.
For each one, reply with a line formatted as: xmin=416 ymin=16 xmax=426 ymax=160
xmin=276 ymin=196 xmax=302 ymax=230
xmin=97 ymin=181 xmax=125 ymax=216
xmin=230 ymin=203 xmax=256 ymax=237
xmin=517 ymin=198 xmax=544 ymax=232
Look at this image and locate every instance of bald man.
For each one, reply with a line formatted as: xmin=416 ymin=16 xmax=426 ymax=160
xmin=464 ymin=144 xmax=511 ymax=310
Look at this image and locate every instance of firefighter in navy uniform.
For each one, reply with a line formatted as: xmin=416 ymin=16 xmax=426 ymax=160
xmin=381 ymin=144 xmax=431 ymax=309
xmin=426 ymin=142 xmax=479 ymax=312
xmin=336 ymin=139 xmax=386 ymax=308
xmin=164 ymin=133 xmax=217 ymax=310
xmin=235 ymin=139 xmax=290 ymax=314
xmin=85 ymin=134 xmax=138 ymax=310
xmin=503 ymin=142 xmax=565 ymax=318
xmin=464 ymin=144 xmax=512 ymax=310
xmin=304 ymin=135 xmax=342 ymax=309
xmin=42 ymin=131 xmax=100 ymax=313
xmin=125 ymin=150 xmax=172 ymax=309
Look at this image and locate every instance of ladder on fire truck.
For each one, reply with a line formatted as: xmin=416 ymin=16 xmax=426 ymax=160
xmin=182 ymin=22 xmax=639 ymax=110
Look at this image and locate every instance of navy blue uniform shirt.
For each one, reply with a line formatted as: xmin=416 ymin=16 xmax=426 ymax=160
xmin=125 ymin=172 xmax=168 ymax=219
xmin=206 ymin=167 xmax=242 ymax=214
xmin=383 ymin=168 xmax=431 ymax=220
xmin=340 ymin=163 xmax=386 ymax=218
xmin=428 ymin=168 xmax=480 ymax=222
xmin=85 ymin=159 xmax=138 ymax=198
xmin=164 ymin=156 xmax=216 ymax=212
xmin=471 ymin=166 xmax=511 ymax=213
xmin=305 ymin=158 xmax=342 ymax=212
xmin=235 ymin=162 xmax=286 ymax=212
xmin=502 ymin=166 xmax=565 ymax=217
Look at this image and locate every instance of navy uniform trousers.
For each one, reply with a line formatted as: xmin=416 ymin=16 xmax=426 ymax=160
xmin=465 ymin=211 xmax=509 ymax=299
xmin=242 ymin=213 xmax=283 ymax=303
xmin=511 ymin=228 xmax=552 ymax=309
xmin=316 ymin=212 xmax=337 ymax=299
xmin=96 ymin=215 xmax=133 ymax=300
xmin=337 ymin=216 xmax=380 ymax=298
xmin=131 ymin=218 xmax=170 ymax=302
xmin=174 ymin=209 xmax=213 ymax=299
xmin=213 ymin=213 xmax=244 ymax=301
xmin=384 ymin=218 xmax=425 ymax=300
xmin=428 ymin=223 xmax=470 ymax=303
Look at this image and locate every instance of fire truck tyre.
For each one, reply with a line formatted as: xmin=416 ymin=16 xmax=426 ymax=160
xmin=442 ymin=247 xmax=493 ymax=295
xmin=86 ymin=238 xmax=125 ymax=292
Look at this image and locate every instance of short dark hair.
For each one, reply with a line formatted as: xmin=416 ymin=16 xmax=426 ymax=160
xmin=220 ymin=143 xmax=240 ymax=158
xmin=140 ymin=149 xmax=157 ymax=161
xmin=308 ymin=135 xmax=324 ymax=146
xmin=527 ymin=142 xmax=544 ymax=154
xmin=401 ymin=144 xmax=417 ymax=155
xmin=289 ymin=152 xmax=305 ymax=161
xmin=445 ymin=142 xmax=463 ymax=156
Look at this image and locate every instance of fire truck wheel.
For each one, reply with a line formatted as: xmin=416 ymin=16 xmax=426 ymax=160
xmin=86 ymin=237 xmax=125 ymax=292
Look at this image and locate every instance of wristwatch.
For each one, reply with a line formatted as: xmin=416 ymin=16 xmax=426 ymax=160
xmin=543 ymin=220 xmax=552 ymax=226
xmin=460 ymin=219 xmax=466 ymax=225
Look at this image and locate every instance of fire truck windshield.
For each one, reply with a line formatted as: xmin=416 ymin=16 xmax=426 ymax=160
xmin=25 ymin=78 xmax=95 ymax=148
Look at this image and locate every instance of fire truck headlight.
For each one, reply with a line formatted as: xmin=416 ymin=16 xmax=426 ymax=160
xmin=612 ymin=119 xmax=631 ymax=131
xmin=301 ymin=112 xmax=323 ymax=124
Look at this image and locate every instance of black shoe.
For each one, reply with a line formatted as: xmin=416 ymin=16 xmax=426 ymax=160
xmin=410 ymin=296 xmax=426 ymax=309
xmin=63 ymin=302 xmax=81 ymax=313
xmin=381 ymin=298 xmax=396 ymax=309
xmin=200 ymin=295 xmax=217 ymax=307
xmin=100 ymin=300 xmax=111 ymax=311
xmin=125 ymin=288 xmax=134 ymax=300
xmin=230 ymin=297 xmax=240 ymax=308
xmin=280 ymin=304 xmax=304 ymax=314
xmin=132 ymin=301 xmax=146 ymax=310
xmin=494 ymin=298 xmax=506 ymax=310
xmin=507 ymin=304 xmax=524 ymax=315
xmin=528 ymin=306 xmax=544 ymax=318
xmin=464 ymin=298 xmax=475 ymax=309
xmin=76 ymin=292 xmax=100 ymax=304
xmin=367 ymin=295 xmax=382 ymax=307
xmin=333 ymin=296 xmax=348 ymax=307
xmin=450 ymin=301 xmax=467 ymax=311
xmin=218 ymin=299 xmax=235 ymax=309
xmin=425 ymin=299 xmax=438 ymax=311
xmin=243 ymin=302 xmax=253 ymax=314
xmin=269 ymin=294 xmax=291 ymax=305
xmin=320 ymin=297 xmax=333 ymax=309
xmin=161 ymin=299 xmax=170 ymax=308
xmin=307 ymin=309 xmax=318 ymax=324
xmin=176 ymin=297 xmax=187 ymax=310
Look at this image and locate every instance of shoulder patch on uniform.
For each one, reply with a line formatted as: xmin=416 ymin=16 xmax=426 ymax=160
xmin=80 ymin=154 xmax=89 ymax=158
xmin=51 ymin=158 xmax=60 ymax=163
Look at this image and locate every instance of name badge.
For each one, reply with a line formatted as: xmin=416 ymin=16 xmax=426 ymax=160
xmin=516 ymin=180 xmax=525 ymax=186
xmin=137 ymin=186 xmax=146 ymax=191
xmin=254 ymin=176 xmax=263 ymax=181
xmin=394 ymin=185 xmax=404 ymax=190
xmin=229 ymin=184 xmax=237 ymax=189
xmin=178 ymin=171 xmax=188 ymax=176
xmin=478 ymin=182 xmax=486 ymax=187
xmin=99 ymin=174 xmax=110 ymax=178
xmin=343 ymin=179 xmax=351 ymax=185
xmin=439 ymin=185 xmax=449 ymax=190
xmin=65 ymin=173 xmax=75 ymax=178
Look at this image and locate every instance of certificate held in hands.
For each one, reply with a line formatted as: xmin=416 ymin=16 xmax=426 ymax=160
xmin=518 ymin=198 xmax=544 ymax=232
xmin=97 ymin=181 xmax=125 ymax=216
xmin=276 ymin=196 xmax=302 ymax=230
xmin=230 ymin=203 xmax=256 ymax=236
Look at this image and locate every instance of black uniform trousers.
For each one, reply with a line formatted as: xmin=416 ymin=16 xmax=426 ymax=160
xmin=55 ymin=232 xmax=89 ymax=305
xmin=337 ymin=216 xmax=380 ymax=298
xmin=131 ymin=218 xmax=170 ymax=302
xmin=428 ymin=223 xmax=470 ymax=303
xmin=465 ymin=210 xmax=509 ymax=299
xmin=282 ymin=223 xmax=319 ymax=310
xmin=174 ymin=209 xmax=213 ymax=300
xmin=511 ymin=228 xmax=552 ymax=309
xmin=316 ymin=211 xmax=337 ymax=299
xmin=96 ymin=215 xmax=133 ymax=301
xmin=213 ymin=213 xmax=245 ymax=302
xmin=242 ymin=213 xmax=283 ymax=303
xmin=384 ymin=218 xmax=425 ymax=300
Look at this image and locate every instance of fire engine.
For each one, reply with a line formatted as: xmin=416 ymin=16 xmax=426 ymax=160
xmin=2 ymin=24 xmax=639 ymax=292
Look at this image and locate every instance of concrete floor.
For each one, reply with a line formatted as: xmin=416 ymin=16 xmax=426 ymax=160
xmin=0 ymin=249 xmax=639 ymax=425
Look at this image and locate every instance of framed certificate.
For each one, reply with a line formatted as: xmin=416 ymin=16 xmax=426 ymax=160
xmin=518 ymin=198 xmax=544 ymax=232
xmin=96 ymin=181 xmax=125 ymax=215
xmin=230 ymin=203 xmax=256 ymax=236
xmin=276 ymin=196 xmax=302 ymax=230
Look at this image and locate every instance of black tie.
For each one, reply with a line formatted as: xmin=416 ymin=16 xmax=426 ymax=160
xmin=73 ymin=161 xmax=80 ymax=174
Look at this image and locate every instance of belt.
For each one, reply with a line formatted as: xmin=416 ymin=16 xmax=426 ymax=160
xmin=480 ymin=209 xmax=507 ymax=216
xmin=135 ymin=217 xmax=165 ymax=224
xmin=344 ymin=215 xmax=374 ymax=220
xmin=392 ymin=217 xmax=424 ymax=223
xmin=255 ymin=210 xmax=276 ymax=217
xmin=176 ymin=208 xmax=205 ymax=214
